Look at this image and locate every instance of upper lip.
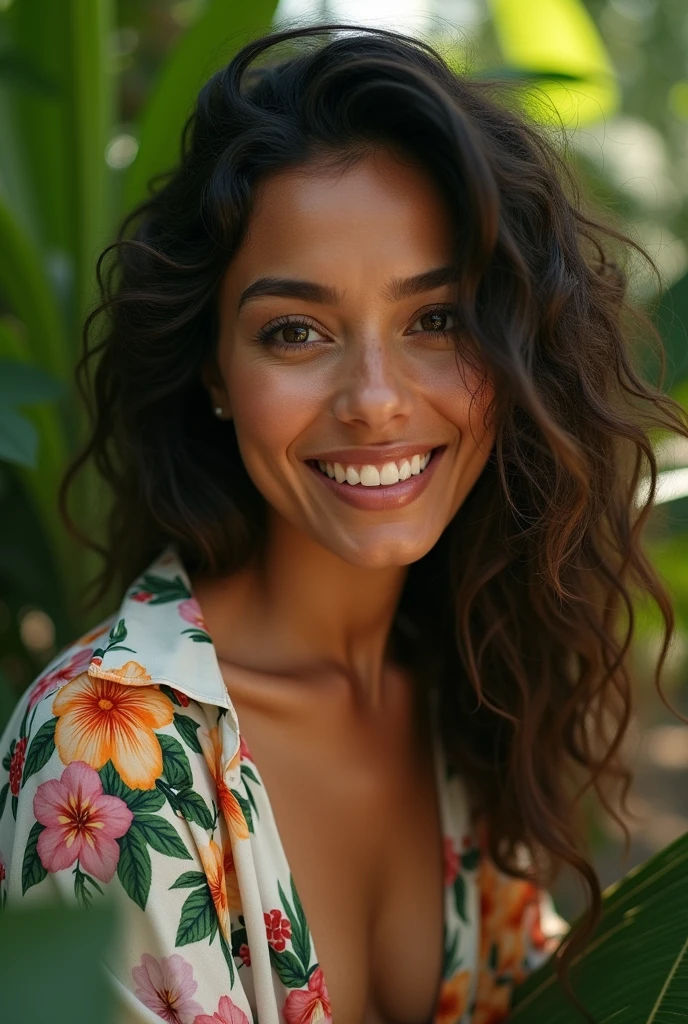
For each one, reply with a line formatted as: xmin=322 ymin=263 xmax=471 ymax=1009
xmin=306 ymin=443 xmax=443 ymax=465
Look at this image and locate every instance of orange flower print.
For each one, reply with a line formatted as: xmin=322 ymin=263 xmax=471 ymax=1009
xmin=200 ymin=727 xmax=249 ymax=841
xmin=283 ymin=966 xmax=332 ymax=1024
xmin=471 ymin=970 xmax=511 ymax=1024
xmin=199 ymin=840 xmax=230 ymax=940
xmin=434 ymin=969 xmax=471 ymax=1024
xmin=223 ymin=845 xmax=243 ymax=912
xmin=52 ymin=671 xmax=174 ymax=790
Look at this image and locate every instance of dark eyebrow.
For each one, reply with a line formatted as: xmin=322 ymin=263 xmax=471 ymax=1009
xmin=236 ymin=265 xmax=457 ymax=312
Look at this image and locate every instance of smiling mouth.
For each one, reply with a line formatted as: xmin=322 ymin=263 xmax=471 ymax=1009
xmin=306 ymin=447 xmax=443 ymax=488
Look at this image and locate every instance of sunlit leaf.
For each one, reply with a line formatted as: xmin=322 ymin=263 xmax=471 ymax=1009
xmin=511 ymin=830 xmax=688 ymax=1021
xmin=124 ymin=0 xmax=279 ymax=209
xmin=485 ymin=0 xmax=620 ymax=126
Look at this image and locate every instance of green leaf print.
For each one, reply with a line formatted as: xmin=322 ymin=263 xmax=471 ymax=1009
xmin=0 ymin=782 xmax=8 ymax=821
xmin=180 ymin=627 xmax=212 ymax=643
xmin=175 ymin=789 xmax=214 ymax=830
xmin=453 ymin=873 xmax=467 ymax=922
xmin=160 ymin=685 xmax=184 ymax=706
xmin=232 ymin=790 xmax=254 ymax=834
xmin=99 ymin=760 xmax=128 ymax=800
xmin=132 ymin=573 xmax=191 ymax=604
xmin=124 ymin=786 xmax=166 ymax=815
xmin=278 ymin=876 xmax=311 ymax=971
xmin=133 ymin=815 xmax=191 ymax=859
xmin=173 ymin=713 xmax=203 ymax=753
xmin=73 ymin=863 xmax=104 ymax=908
xmin=159 ymin=734 xmax=194 ymax=790
xmin=22 ymin=820 xmax=48 ymax=895
xmin=170 ymin=870 xmax=207 ymax=890
xmin=99 ymin=761 xmax=165 ymax=813
xmin=268 ymin=947 xmax=309 ymax=989
xmin=219 ymin=929 xmax=236 ymax=987
xmin=110 ymin=618 xmax=127 ymax=645
xmin=231 ymin=924 xmax=248 ymax=956
xmin=461 ymin=846 xmax=480 ymax=872
xmin=175 ymin=883 xmax=215 ymax=946
xmin=117 ymin=826 xmax=152 ymax=910
xmin=92 ymin=618 xmax=135 ymax=660
xmin=442 ymin=923 xmax=462 ymax=980
xmin=22 ymin=717 xmax=57 ymax=785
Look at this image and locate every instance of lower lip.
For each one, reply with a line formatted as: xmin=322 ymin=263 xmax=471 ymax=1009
xmin=305 ymin=447 xmax=446 ymax=510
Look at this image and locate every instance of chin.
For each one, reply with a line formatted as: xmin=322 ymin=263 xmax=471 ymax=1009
xmin=327 ymin=532 xmax=438 ymax=570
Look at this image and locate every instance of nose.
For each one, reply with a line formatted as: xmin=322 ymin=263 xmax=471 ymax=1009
xmin=331 ymin=336 xmax=413 ymax=431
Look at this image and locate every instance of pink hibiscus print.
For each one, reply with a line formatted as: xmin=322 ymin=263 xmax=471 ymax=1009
xmin=193 ymin=995 xmax=250 ymax=1024
xmin=33 ymin=760 xmax=133 ymax=881
xmin=132 ymin=953 xmax=203 ymax=1024
xmin=178 ymin=598 xmax=205 ymax=628
xmin=283 ymin=966 xmax=333 ymax=1024
xmin=27 ymin=647 xmax=93 ymax=709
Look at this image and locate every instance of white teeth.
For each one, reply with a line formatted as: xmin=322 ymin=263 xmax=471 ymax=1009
xmin=380 ymin=462 xmax=400 ymax=485
xmin=316 ymin=450 xmax=434 ymax=486
xmin=360 ymin=465 xmax=381 ymax=487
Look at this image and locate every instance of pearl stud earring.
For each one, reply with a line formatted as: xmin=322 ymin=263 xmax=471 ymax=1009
xmin=214 ymin=406 xmax=223 ymax=418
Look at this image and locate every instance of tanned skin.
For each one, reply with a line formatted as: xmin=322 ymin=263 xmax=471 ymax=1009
xmin=194 ymin=147 xmax=496 ymax=1024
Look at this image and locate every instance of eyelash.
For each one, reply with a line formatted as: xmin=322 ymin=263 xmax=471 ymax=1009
xmin=253 ymin=304 xmax=458 ymax=353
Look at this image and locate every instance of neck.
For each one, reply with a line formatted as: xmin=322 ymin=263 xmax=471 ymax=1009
xmin=191 ymin=511 xmax=409 ymax=710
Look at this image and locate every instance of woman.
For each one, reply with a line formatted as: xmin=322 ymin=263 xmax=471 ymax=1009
xmin=0 ymin=23 xmax=684 ymax=1024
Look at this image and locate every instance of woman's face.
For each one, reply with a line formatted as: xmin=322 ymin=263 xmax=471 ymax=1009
xmin=208 ymin=147 xmax=496 ymax=568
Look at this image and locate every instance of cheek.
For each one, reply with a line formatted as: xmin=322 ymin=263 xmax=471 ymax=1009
xmin=225 ymin=357 xmax=322 ymax=470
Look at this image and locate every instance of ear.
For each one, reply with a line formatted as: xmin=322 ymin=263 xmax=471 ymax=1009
xmin=200 ymin=360 xmax=232 ymax=420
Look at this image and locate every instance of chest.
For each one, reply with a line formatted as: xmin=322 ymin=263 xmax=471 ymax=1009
xmin=224 ymin=670 xmax=446 ymax=1024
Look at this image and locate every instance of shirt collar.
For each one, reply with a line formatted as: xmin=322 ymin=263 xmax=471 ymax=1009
xmin=87 ymin=543 xmax=235 ymax=721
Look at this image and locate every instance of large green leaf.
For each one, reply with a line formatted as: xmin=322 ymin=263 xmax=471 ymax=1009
xmin=8 ymin=0 xmax=116 ymax=323
xmin=485 ymin=0 xmax=620 ymax=126
xmin=511 ymin=830 xmax=688 ymax=1021
xmin=124 ymin=0 xmax=279 ymax=210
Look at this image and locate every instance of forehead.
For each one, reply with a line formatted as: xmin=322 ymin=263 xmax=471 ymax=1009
xmin=226 ymin=149 xmax=454 ymax=289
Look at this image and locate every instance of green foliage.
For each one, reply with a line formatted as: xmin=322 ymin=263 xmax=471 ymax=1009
xmin=0 ymin=901 xmax=116 ymax=1024
xmin=512 ymin=829 xmax=688 ymax=1020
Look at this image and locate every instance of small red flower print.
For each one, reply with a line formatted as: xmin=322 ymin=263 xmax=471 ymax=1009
xmin=0 ymin=855 xmax=6 ymax=883
xmin=264 ymin=908 xmax=292 ymax=951
xmin=131 ymin=590 xmax=154 ymax=603
xmin=238 ymin=943 xmax=251 ymax=967
xmin=283 ymin=966 xmax=333 ymax=1024
xmin=443 ymin=836 xmax=460 ymax=887
xmin=239 ymin=735 xmax=253 ymax=762
xmin=172 ymin=688 xmax=190 ymax=707
xmin=9 ymin=737 xmax=27 ymax=796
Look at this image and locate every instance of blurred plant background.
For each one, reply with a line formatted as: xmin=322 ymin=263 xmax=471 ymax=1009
xmin=1 ymin=0 xmax=688 ymax=933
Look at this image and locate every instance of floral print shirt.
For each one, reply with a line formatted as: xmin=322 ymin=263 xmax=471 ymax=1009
xmin=0 ymin=545 xmax=566 ymax=1024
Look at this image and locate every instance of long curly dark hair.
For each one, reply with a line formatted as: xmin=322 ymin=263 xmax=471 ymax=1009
xmin=60 ymin=22 xmax=688 ymax=1006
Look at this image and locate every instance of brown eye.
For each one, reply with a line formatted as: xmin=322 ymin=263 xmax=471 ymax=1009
xmin=420 ymin=311 xmax=449 ymax=332
xmin=281 ymin=325 xmax=310 ymax=344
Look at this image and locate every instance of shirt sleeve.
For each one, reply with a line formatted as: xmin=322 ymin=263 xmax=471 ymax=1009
xmin=471 ymin=853 xmax=568 ymax=1023
xmin=0 ymin=675 xmax=255 ymax=1024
